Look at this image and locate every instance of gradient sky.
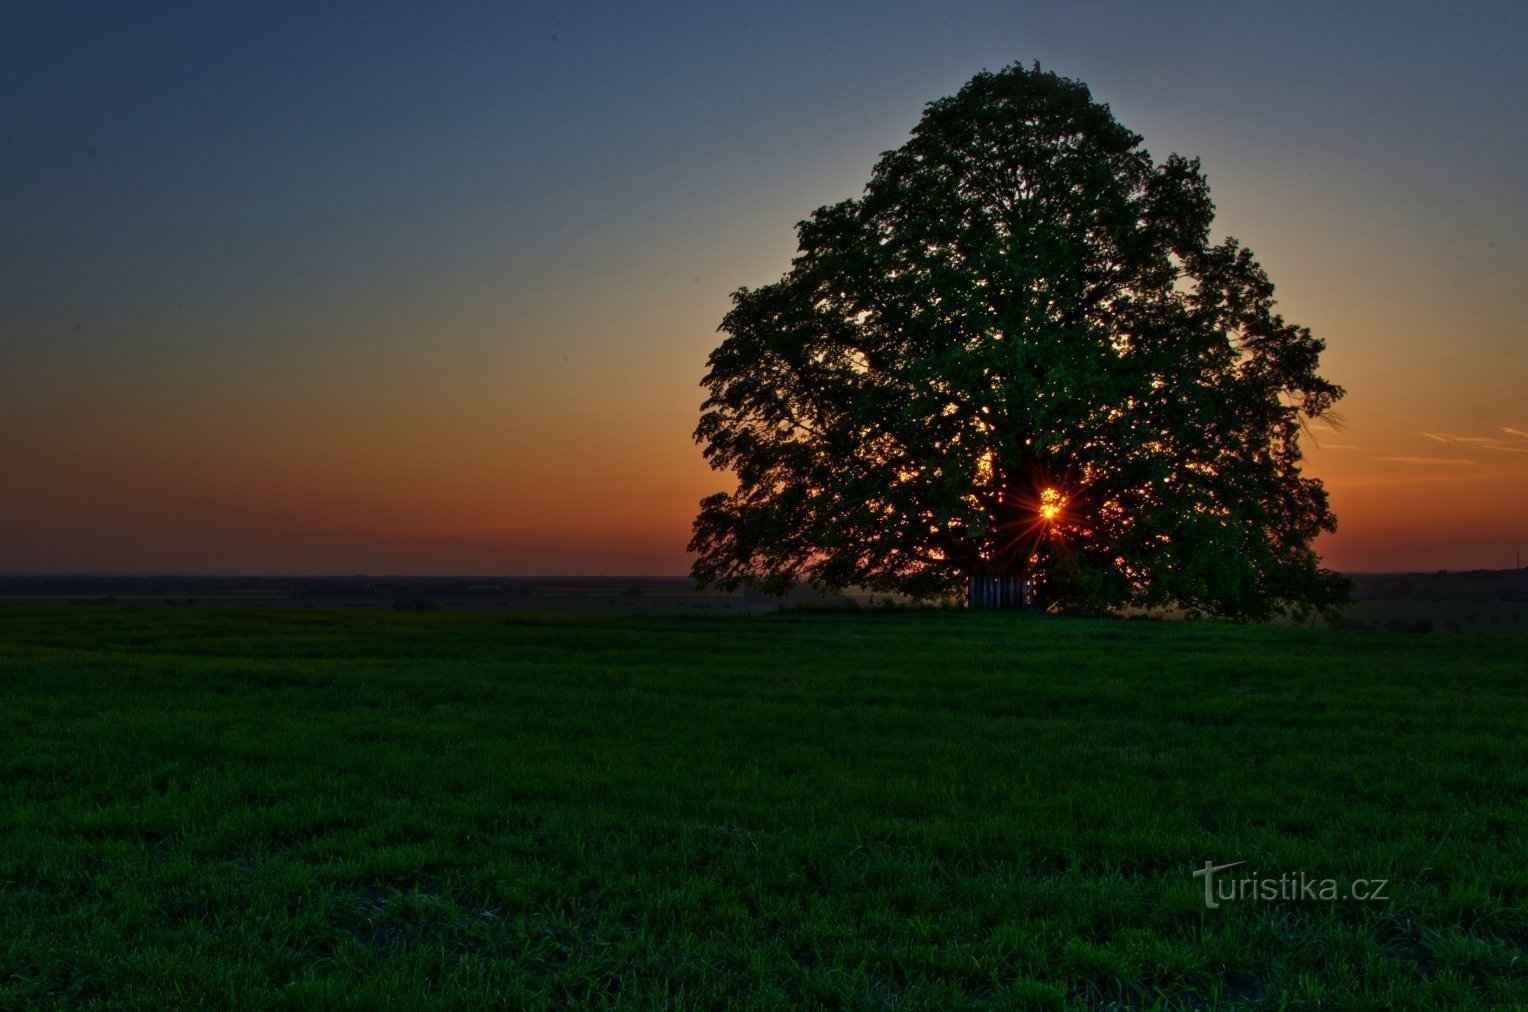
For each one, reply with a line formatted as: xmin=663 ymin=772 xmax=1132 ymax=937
xmin=3 ymin=2 xmax=1524 ymax=575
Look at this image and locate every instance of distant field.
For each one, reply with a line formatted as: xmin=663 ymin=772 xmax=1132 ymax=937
xmin=0 ymin=575 xmax=771 ymax=614
xmin=1 ymin=607 xmax=1525 ymax=1008
xmin=1336 ymin=599 xmax=1528 ymax=636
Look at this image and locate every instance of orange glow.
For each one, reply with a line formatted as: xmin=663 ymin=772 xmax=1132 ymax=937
xmin=1038 ymin=487 xmax=1065 ymax=523
xmin=1 ymin=288 xmax=1522 ymax=578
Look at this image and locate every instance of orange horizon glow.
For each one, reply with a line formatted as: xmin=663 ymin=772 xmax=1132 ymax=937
xmin=2 ymin=384 xmax=1523 ymax=576
xmin=2 ymin=345 xmax=1522 ymax=576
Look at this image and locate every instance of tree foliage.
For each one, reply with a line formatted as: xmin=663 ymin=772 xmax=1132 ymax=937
xmin=690 ymin=64 xmax=1349 ymax=619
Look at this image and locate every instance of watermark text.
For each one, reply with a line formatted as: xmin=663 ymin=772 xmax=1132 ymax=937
xmin=1193 ymin=861 xmax=1389 ymax=908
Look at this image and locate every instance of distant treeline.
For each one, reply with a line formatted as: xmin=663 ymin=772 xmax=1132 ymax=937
xmin=0 ymin=574 xmax=698 ymax=603
xmin=1348 ymin=569 xmax=1528 ymax=602
xmin=2 ymin=569 xmax=1525 ymax=607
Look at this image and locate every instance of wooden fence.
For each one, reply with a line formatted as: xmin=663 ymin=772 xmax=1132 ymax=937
xmin=966 ymin=574 xmax=1036 ymax=610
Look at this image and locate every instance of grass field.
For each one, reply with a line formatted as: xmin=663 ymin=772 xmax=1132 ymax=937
xmin=1 ymin=607 xmax=1525 ymax=1009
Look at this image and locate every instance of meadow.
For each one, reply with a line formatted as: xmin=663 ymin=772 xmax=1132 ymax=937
xmin=1 ymin=606 xmax=1525 ymax=1009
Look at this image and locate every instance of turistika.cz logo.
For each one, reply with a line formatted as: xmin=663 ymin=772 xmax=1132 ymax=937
xmin=1193 ymin=861 xmax=1390 ymax=909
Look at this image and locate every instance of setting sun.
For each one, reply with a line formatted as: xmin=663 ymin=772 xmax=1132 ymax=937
xmin=1039 ymin=487 xmax=1065 ymax=522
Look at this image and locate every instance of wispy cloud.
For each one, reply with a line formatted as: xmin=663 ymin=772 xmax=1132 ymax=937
xmin=1414 ymin=428 xmax=1528 ymax=458
xmin=1421 ymin=432 xmax=1494 ymax=444
xmin=1377 ymin=456 xmax=1479 ymax=466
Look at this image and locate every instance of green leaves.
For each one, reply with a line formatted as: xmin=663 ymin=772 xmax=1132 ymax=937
xmin=692 ymin=63 xmax=1348 ymax=618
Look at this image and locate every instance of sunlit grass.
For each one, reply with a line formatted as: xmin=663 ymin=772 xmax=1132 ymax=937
xmin=1 ymin=606 xmax=1524 ymax=1008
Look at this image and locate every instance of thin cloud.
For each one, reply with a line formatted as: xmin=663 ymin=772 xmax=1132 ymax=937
xmin=1377 ymin=456 xmax=1480 ymax=466
xmin=1413 ymin=428 xmax=1528 ymax=457
xmin=1421 ymin=432 xmax=1494 ymax=444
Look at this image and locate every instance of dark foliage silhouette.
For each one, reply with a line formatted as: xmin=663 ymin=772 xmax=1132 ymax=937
xmin=692 ymin=63 xmax=1349 ymax=619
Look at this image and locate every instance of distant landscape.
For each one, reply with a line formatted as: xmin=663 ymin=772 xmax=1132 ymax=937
xmin=0 ymin=574 xmax=774 ymax=614
xmin=1 ymin=571 xmax=1524 ymax=634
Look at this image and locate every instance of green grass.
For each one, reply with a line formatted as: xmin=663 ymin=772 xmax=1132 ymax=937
xmin=1 ymin=607 xmax=1525 ymax=1009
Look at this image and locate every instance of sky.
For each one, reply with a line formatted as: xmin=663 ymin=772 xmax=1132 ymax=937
xmin=2 ymin=1 xmax=1524 ymax=576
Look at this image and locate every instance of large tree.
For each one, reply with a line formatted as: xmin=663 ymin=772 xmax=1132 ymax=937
xmin=690 ymin=64 xmax=1349 ymax=619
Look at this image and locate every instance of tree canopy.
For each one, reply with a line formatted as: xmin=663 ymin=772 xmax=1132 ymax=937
xmin=690 ymin=63 xmax=1349 ymax=619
